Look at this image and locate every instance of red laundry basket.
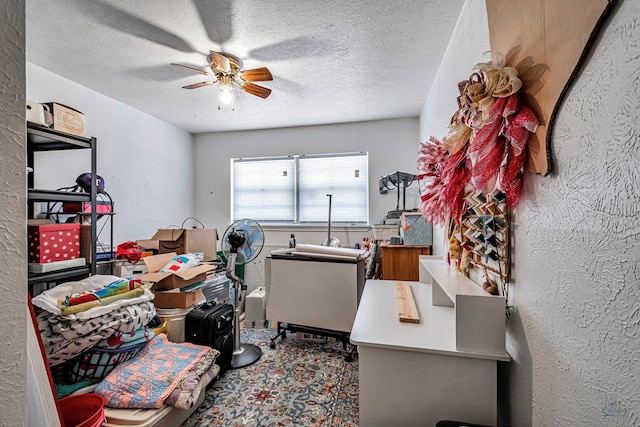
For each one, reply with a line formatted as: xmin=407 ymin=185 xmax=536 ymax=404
xmin=59 ymin=393 xmax=105 ymax=427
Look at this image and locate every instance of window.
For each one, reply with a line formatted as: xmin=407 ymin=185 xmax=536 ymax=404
xmin=232 ymin=152 xmax=369 ymax=224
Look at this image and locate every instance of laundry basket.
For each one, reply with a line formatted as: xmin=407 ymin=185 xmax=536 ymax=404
xmin=69 ymin=340 xmax=148 ymax=383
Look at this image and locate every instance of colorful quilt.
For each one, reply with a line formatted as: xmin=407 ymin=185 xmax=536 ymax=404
xmin=95 ymin=334 xmax=214 ymax=409
xmin=71 ymin=327 xmax=155 ymax=382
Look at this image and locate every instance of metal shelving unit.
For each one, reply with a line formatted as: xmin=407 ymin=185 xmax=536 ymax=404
xmin=26 ymin=122 xmax=99 ymax=295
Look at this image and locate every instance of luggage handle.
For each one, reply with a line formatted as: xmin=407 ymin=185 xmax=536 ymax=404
xmin=194 ymin=300 xmax=217 ymax=310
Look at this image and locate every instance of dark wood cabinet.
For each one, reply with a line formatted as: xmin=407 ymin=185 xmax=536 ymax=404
xmin=380 ymin=244 xmax=431 ymax=281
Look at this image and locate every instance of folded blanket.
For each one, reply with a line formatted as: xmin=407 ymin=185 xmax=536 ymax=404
xmin=95 ymin=334 xmax=215 ymax=409
xmin=98 ymin=327 xmax=154 ymax=349
xmin=38 ymin=301 xmax=156 ymax=367
xmin=164 ymin=349 xmax=220 ymax=409
xmin=59 ymin=279 xmax=140 ymax=307
xmin=32 ymin=275 xmax=155 ymax=320
xmin=60 ymin=287 xmax=145 ymax=316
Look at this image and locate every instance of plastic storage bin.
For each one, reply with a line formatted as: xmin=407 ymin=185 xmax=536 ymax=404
xmin=156 ymin=306 xmax=194 ymax=343
xmin=59 ymin=393 xmax=105 ymax=427
xmin=244 ymin=287 xmax=266 ymax=329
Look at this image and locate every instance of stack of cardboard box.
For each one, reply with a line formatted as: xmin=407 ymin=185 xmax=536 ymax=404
xmin=138 ymin=252 xmax=215 ymax=309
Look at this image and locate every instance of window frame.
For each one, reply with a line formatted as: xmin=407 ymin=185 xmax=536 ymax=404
xmin=231 ymin=151 xmax=369 ymax=226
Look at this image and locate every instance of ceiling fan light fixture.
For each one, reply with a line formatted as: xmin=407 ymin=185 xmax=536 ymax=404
xmin=173 ymin=50 xmax=272 ymax=109
xmin=218 ymin=75 xmax=235 ymax=110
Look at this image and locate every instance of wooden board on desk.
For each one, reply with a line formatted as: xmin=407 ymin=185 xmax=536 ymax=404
xmin=395 ymin=281 xmax=420 ymax=323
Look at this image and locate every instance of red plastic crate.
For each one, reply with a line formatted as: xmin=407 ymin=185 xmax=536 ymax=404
xmin=28 ymin=223 xmax=80 ymax=263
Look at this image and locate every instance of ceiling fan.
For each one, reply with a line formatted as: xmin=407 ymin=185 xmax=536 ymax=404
xmin=171 ymin=50 xmax=273 ymax=110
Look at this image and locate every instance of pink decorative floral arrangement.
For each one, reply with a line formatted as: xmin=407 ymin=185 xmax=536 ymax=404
xmin=418 ymin=53 xmax=539 ymax=225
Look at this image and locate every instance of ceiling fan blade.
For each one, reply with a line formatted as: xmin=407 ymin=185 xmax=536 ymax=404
xmin=241 ymin=82 xmax=272 ymax=99
xmin=239 ymin=67 xmax=273 ymax=82
xmin=171 ymin=63 xmax=211 ymax=76
xmin=182 ymin=81 xmax=214 ymax=89
xmin=210 ymin=50 xmax=231 ymax=73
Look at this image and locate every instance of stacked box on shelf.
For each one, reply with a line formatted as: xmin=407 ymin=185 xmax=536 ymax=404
xmin=28 ymin=222 xmax=80 ymax=263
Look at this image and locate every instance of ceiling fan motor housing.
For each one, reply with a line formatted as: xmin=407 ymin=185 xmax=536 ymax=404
xmin=208 ymin=52 xmax=242 ymax=75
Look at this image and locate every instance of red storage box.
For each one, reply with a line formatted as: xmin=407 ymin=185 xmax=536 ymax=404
xmin=62 ymin=201 xmax=113 ymax=214
xmin=28 ymin=223 xmax=80 ymax=263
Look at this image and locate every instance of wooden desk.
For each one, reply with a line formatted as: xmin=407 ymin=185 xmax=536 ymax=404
xmin=380 ymin=244 xmax=430 ymax=281
xmin=351 ymin=271 xmax=509 ymax=426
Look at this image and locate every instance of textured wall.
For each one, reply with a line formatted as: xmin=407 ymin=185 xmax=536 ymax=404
xmin=507 ymin=0 xmax=640 ymax=424
xmin=26 ymin=64 xmax=195 ymax=244
xmin=0 ymin=0 xmax=28 ymax=424
xmin=420 ymin=0 xmax=639 ymax=425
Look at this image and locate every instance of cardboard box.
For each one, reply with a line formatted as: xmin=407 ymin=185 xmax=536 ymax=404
xmin=113 ymin=260 xmax=149 ymax=278
xmin=137 ymin=239 xmax=159 ymax=251
xmin=44 ymin=102 xmax=85 ymax=136
xmin=28 ymin=222 xmax=80 ymax=263
xmin=79 ymin=225 xmax=112 ymax=263
xmin=152 ymin=288 xmax=204 ymax=309
xmin=138 ymin=252 xmax=215 ymax=291
xmin=152 ymin=228 xmax=218 ymax=261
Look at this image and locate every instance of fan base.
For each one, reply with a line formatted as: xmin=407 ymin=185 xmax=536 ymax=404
xmin=230 ymin=343 xmax=262 ymax=369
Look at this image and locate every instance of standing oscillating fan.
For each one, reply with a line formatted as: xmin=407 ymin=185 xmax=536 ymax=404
xmin=221 ymin=219 xmax=265 ymax=369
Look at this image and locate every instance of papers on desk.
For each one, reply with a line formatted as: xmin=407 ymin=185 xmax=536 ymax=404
xmin=292 ymin=244 xmax=369 ymax=260
xmin=270 ymin=244 xmax=369 ymax=261
xmin=267 ymin=244 xmax=369 ymax=261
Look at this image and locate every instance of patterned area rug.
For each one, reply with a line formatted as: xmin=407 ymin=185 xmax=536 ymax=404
xmin=182 ymin=328 xmax=359 ymax=427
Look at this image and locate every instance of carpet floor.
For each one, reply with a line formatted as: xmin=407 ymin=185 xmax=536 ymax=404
xmin=182 ymin=328 xmax=359 ymax=427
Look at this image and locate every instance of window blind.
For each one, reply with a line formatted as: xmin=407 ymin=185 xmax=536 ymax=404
xmin=298 ymin=153 xmax=368 ymax=223
xmin=232 ymin=152 xmax=368 ymax=224
xmin=232 ymin=157 xmax=295 ymax=221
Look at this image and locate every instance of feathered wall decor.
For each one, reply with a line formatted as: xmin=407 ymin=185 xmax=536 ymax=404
xmin=417 ymin=52 xmax=540 ymax=225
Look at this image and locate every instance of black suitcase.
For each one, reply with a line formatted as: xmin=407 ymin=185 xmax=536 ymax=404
xmin=185 ymin=301 xmax=234 ymax=373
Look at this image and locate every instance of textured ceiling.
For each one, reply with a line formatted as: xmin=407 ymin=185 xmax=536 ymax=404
xmin=26 ymin=0 xmax=465 ymax=134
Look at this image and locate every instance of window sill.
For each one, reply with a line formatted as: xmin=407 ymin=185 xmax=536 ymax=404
xmin=260 ymin=224 xmax=372 ymax=232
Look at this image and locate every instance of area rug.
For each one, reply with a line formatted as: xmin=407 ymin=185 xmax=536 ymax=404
xmin=182 ymin=328 xmax=359 ymax=427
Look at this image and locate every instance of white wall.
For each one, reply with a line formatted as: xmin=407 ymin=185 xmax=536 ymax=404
xmin=193 ymin=118 xmax=421 ymax=247
xmin=420 ymin=1 xmax=640 ymax=424
xmin=26 ymin=63 xmax=195 ymax=246
xmin=419 ymin=0 xmax=490 ymax=256
xmin=0 ymin=1 xmax=28 ymax=424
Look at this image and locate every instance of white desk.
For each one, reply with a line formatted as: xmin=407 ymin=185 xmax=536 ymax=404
xmin=350 ymin=279 xmax=509 ymax=427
